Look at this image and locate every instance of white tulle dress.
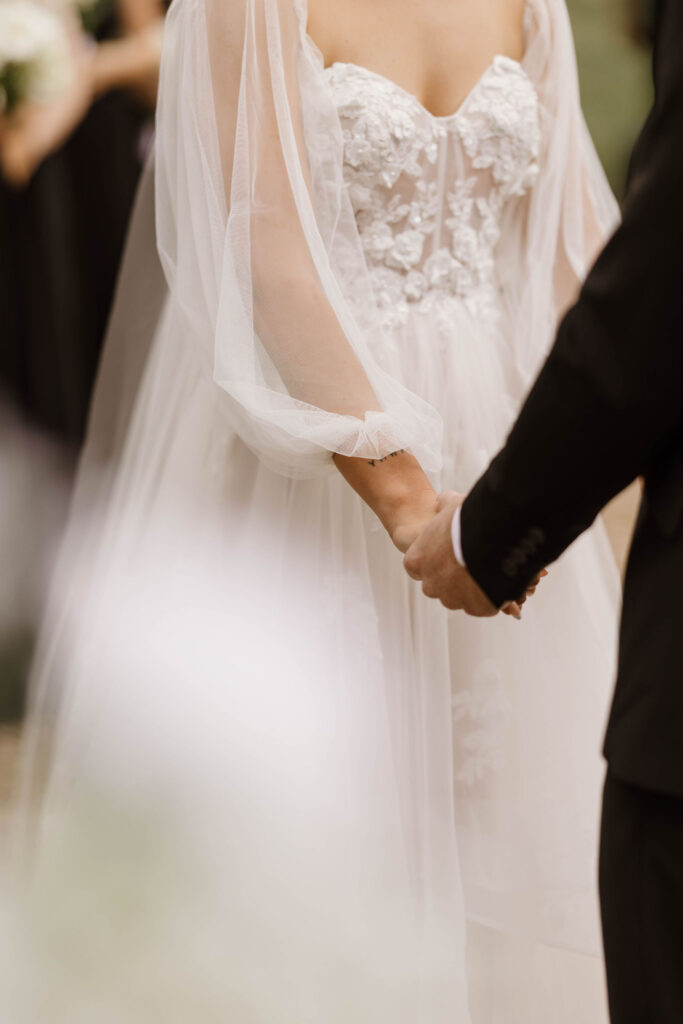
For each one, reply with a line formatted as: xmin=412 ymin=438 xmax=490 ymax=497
xmin=2 ymin=0 xmax=622 ymax=1021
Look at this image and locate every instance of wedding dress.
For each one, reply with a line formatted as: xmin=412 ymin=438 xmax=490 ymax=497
xmin=1 ymin=0 xmax=621 ymax=1021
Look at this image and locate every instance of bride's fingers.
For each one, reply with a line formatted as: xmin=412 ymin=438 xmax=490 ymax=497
xmin=502 ymin=601 xmax=522 ymax=619
xmin=526 ymin=569 xmax=549 ymax=593
xmin=502 ymin=569 xmax=549 ymax=618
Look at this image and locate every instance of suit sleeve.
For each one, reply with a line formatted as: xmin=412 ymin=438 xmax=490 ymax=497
xmin=460 ymin=22 xmax=683 ymax=607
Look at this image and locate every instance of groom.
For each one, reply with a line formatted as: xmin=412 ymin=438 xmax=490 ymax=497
xmin=404 ymin=2 xmax=683 ymax=1022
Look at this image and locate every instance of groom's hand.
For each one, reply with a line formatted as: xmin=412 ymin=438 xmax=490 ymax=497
xmin=403 ymin=492 xmax=501 ymax=617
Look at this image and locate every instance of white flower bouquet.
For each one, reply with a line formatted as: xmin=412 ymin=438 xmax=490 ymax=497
xmin=0 ymin=0 xmax=73 ymax=115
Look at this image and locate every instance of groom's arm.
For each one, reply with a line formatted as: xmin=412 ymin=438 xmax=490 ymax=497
xmin=460 ymin=6 xmax=683 ymax=607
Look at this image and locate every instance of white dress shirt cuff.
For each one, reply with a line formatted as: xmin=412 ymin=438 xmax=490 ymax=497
xmin=451 ymin=504 xmax=466 ymax=568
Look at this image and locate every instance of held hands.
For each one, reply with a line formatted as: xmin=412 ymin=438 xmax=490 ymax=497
xmin=403 ymin=491 xmax=545 ymax=618
xmin=330 ymin=451 xmax=543 ymax=617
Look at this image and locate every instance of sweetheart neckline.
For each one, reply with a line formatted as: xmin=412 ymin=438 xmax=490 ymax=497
xmin=323 ymin=55 xmax=529 ymax=123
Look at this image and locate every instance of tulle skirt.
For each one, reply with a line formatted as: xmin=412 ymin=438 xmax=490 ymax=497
xmin=1 ymin=296 xmax=619 ymax=1022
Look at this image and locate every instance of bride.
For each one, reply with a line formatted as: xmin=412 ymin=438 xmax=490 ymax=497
xmin=4 ymin=0 xmax=621 ymax=1020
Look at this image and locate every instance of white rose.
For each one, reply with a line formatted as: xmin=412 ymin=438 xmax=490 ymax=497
xmin=0 ymin=1 xmax=72 ymax=109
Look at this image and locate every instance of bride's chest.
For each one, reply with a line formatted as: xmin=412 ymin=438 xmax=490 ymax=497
xmin=323 ymin=56 xmax=542 ymax=324
xmin=326 ymin=56 xmax=541 ymax=209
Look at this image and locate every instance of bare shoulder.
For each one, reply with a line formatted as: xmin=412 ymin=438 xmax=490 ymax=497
xmin=306 ymin=0 xmax=384 ymax=67
xmin=305 ymin=0 xmax=340 ymax=57
xmin=489 ymin=0 xmax=530 ymax=58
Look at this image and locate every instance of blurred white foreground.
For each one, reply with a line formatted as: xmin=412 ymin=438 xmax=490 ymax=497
xmin=0 ymin=500 xmax=458 ymax=1023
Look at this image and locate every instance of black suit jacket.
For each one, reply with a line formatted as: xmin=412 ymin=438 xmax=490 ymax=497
xmin=460 ymin=0 xmax=683 ymax=798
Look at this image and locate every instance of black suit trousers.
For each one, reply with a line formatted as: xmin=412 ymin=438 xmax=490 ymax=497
xmin=600 ymin=773 xmax=683 ymax=1024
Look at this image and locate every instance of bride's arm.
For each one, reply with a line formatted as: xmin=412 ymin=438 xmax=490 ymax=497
xmin=246 ymin=192 xmax=439 ymax=545
xmin=168 ymin=0 xmax=442 ymax=537
xmin=247 ymin=217 xmax=439 ymax=545
xmin=334 ymin=452 xmax=438 ymax=552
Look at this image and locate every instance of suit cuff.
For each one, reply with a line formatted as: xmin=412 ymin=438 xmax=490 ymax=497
xmin=451 ymin=505 xmax=466 ymax=567
xmin=460 ymin=476 xmax=550 ymax=608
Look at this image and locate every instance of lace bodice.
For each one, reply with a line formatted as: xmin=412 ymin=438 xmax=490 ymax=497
xmin=326 ymin=56 xmax=541 ymax=328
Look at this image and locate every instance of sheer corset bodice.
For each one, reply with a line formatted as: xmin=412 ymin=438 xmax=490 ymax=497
xmin=326 ymin=56 xmax=541 ymax=328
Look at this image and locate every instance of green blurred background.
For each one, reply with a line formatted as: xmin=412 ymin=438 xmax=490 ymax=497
xmin=568 ymin=0 xmax=653 ymax=198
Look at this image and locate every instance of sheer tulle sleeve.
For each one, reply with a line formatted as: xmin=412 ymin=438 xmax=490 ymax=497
xmin=154 ymin=0 xmax=442 ymax=478
xmin=507 ymin=0 xmax=621 ymax=386
xmin=451 ymin=0 xmax=623 ymax=957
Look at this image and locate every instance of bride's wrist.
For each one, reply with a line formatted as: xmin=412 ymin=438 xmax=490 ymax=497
xmin=376 ymin=487 xmax=439 ymax=555
xmin=378 ymin=486 xmax=437 ymax=535
xmin=332 ymin=450 xmax=437 ymax=547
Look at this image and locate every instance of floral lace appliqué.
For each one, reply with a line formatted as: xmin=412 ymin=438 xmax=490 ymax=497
xmin=452 ymin=661 xmax=511 ymax=787
xmin=326 ymin=57 xmax=540 ymax=328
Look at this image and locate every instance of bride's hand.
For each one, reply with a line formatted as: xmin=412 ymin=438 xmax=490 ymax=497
xmin=501 ymin=569 xmax=549 ymax=617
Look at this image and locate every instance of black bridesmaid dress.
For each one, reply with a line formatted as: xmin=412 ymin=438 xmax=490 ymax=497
xmin=0 ymin=11 xmax=150 ymax=447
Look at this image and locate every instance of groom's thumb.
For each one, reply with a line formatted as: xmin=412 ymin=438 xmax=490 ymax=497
xmin=436 ymin=490 xmax=464 ymax=514
xmin=403 ymin=545 xmax=422 ymax=581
